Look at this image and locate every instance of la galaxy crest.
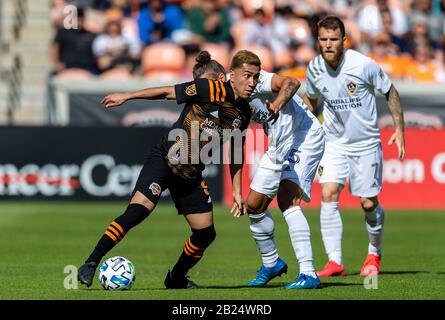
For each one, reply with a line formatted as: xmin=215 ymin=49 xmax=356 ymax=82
xmin=258 ymin=73 xmax=265 ymax=82
xmin=346 ymin=80 xmax=357 ymax=95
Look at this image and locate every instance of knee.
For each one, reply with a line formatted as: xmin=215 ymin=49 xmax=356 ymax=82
xmin=360 ymin=197 xmax=378 ymax=212
xmin=246 ymin=197 xmax=264 ymax=215
xmin=131 ymin=191 xmax=155 ymax=211
xmin=192 ymin=224 xmax=216 ymax=248
xmin=321 ymin=187 xmax=340 ymax=203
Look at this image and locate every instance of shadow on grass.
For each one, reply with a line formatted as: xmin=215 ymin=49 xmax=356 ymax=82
xmin=119 ymin=283 xmax=287 ymax=290
xmin=347 ymin=271 xmax=430 ymax=276
xmin=190 ymin=283 xmax=288 ymax=289
xmin=319 ymin=282 xmax=362 ymax=288
xmin=79 ymin=288 xmax=178 ymax=292
xmin=79 ymin=281 xmax=364 ymax=291
xmin=124 ymin=282 xmax=363 ymax=290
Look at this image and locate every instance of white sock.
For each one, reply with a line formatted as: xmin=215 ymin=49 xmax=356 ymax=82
xmin=365 ymin=204 xmax=384 ymax=256
xmin=248 ymin=210 xmax=279 ymax=268
xmin=320 ymin=201 xmax=343 ymax=265
xmin=283 ymin=206 xmax=315 ymax=275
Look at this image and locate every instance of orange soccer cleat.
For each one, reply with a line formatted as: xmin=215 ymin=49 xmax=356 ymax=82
xmin=360 ymin=254 xmax=381 ymax=276
xmin=316 ymin=260 xmax=347 ymax=277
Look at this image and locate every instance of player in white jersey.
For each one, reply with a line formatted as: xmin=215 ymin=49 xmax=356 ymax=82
xmin=303 ymin=16 xmax=405 ymax=277
xmin=234 ymin=70 xmax=325 ymax=289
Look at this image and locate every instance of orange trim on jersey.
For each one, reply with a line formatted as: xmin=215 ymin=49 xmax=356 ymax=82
xmin=105 ymin=230 xmax=118 ymax=243
xmin=111 ymin=221 xmax=126 ymax=236
xmin=108 ymin=225 xmax=122 ymax=240
xmin=201 ymin=180 xmax=210 ymax=196
xmin=214 ymin=81 xmax=221 ymax=102
xmin=208 ymin=79 xmax=215 ymax=102
xmin=219 ymin=81 xmax=226 ymax=102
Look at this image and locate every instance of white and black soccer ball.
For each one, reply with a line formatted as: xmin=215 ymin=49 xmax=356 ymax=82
xmin=98 ymin=256 xmax=136 ymax=290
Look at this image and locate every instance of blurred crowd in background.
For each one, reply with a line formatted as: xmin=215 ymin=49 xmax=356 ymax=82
xmin=49 ymin=0 xmax=445 ymax=82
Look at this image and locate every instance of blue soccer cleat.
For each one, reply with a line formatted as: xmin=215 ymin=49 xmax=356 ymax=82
xmin=246 ymin=258 xmax=288 ymax=287
xmin=284 ymin=273 xmax=321 ymax=289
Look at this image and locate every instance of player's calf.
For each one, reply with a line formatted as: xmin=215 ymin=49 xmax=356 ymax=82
xmin=169 ymin=225 xmax=216 ymax=287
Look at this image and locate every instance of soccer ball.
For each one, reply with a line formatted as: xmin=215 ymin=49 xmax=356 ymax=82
xmin=98 ymin=256 xmax=136 ymax=290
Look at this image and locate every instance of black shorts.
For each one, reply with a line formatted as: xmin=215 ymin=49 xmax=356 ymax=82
xmin=132 ymin=153 xmax=213 ymax=215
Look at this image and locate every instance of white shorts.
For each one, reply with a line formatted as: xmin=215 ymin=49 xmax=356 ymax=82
xmin=317 ymin=144 xmax=383 ymax=197
xmin=250 ymin=126 xmax=325 ymax=203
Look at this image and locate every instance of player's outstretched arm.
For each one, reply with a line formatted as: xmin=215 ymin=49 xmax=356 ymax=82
xmin=385 ymin=84 xmax=406 ymax=160
xmin=102 ymin=86 xmax=176 ymax=108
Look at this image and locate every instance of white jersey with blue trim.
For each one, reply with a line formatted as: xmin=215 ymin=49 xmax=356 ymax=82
xmin=306 ymin=49 xmax=392 ymax=155
xmin=249 ymin=70 xmax=319 ymax=168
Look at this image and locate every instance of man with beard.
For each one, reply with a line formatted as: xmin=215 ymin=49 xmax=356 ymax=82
xmin=303 ymin=16 xmax=405 ymax=277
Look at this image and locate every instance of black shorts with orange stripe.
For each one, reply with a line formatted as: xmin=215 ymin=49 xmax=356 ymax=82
xmin=132 ymin=152 xmax=213 ymax=215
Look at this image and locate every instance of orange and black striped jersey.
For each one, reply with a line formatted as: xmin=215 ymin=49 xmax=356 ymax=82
xmin=154 ymin=78 xmax=251 ymax=180
xmin=175 ymin=78 xmax=231 ymax=104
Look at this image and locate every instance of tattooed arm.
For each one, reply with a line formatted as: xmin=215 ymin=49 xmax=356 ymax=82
xmin=268 ymin=74 xmax=300 ymax=114
xmin=385 ymin=84 xmax=406 ymax=160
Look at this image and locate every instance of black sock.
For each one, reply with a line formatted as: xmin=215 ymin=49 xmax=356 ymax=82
xmin=86 ymin=203 xmax=151 ymax=264
xmin=171 ymin=225 xmax=216 ymax=279
xmin=86 ymin=235 xmax=116 ymax=265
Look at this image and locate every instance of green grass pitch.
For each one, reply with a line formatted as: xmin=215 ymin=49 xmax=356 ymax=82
xmin=0 ymin=202 xmax=444 ymax=300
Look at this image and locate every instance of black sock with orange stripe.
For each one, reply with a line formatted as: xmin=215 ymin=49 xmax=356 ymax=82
xmin=171 ymin=225 xmax=216 ymax=280
xmin=86 ymin=204 xmax=151 ymax=264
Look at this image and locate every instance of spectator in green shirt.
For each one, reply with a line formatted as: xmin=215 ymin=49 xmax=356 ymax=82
xmin=186 ymin=0 xmax=233 ymax=47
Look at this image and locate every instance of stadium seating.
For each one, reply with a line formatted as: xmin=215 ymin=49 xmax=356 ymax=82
xmin=240 ymin=0 xmax=275 ymax=23
xmin=287 ymin=18 xmax=312 ymax=46
xmin=141 ymin=42 xmax=187 ymax=80
xmin=100 ymin=67 xmax=133 ymax=80
xmin=230 ymin=19 xmax=251 ymax=48
xmin=55 ymin=68 xmax=94 ymax=80
xmin=200 ymin=43 xmax=231 ymax=70
xmin=273 ymin=48 xmax=294 ymax=70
